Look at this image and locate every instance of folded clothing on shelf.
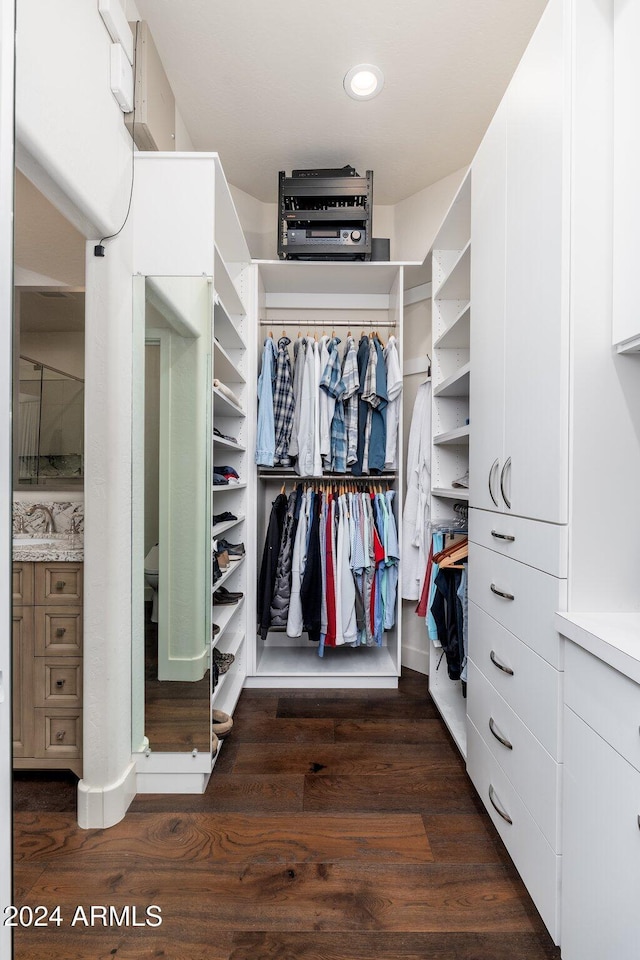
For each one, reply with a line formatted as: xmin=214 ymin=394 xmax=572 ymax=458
xmin=214 ymin=465 xmax=240 ymax=480
xmin=213 ymin=511 xmax=238 ymax=524
xmin=213 ymin=379 xmax=242 ymax=409
xmin=214 ymin=427 xmax=239 ymax=444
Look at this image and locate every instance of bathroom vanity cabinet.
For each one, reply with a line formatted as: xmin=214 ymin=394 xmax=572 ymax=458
xmin=12 ymin=560 xmax=83 ymax=777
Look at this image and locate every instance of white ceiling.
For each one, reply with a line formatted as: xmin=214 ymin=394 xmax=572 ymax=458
xmin=135 ymin=0 xmax=549 ymax=204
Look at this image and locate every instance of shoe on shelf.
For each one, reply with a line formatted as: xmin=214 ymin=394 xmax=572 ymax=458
xmin=213 ymin=511 xmax=238 ymax=524
xmin=212 ymin=709 xmax=233 ymax=737
xmin=213 ymin=555 xmax=222 ymax=583
xmin=215 ymin=549 xmax=230 ymax=570
xmin=214 ymin=464 xmax=240 ymax=479
xmin=213 ymin=648 xmax=235 ymax=674
xmin=216 ymin=585 xmax=244 ymax=600
xmin=213 ymin=427 xmax=239 ymax=444
xmin=213 ymin=589 xmax=239 ymax=605
xmin=211 ymin=731 xmax=220 ymax=753
xmin=217 ymin=538 xmax=245 ymax=561
xmin=213 ymin=623 xmax=220 ymax=637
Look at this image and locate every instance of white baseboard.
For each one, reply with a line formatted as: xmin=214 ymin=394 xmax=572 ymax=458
xmin=401 ymin=643 xmax=429 ymax=676
xmin=77 ymin=760 xmax=137 ymax=829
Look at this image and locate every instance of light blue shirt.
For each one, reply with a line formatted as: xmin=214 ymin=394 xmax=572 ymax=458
xmin=255 ymin=337 xmax=277 ymax=465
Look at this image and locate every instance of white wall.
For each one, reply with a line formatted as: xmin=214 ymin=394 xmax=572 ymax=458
xmin=15 ymin=0 xmax=134 ymax=239
xmin=13 ymin=0 xmax=138 ymax=826
xmin=19 ymin=331 xmax=84 ymax=380
xmin=394 ymin=167 xmax=469 ymax=262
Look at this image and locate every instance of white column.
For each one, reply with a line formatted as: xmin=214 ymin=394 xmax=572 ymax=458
xmin=78 ymin=227 xmax=136 ymax=828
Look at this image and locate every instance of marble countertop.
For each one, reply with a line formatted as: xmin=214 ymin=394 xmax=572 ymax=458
xmin=555 ymin=612 xmax=640 ymax=686
xmin=13 ymin=538 xmax=84 ymax=563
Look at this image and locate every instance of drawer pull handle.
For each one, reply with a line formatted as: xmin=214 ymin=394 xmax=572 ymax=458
xmin=491 ymin=530 xmax=515 ymax=542
xmin=489 ymin=459 xmax=500 ymax=507
xmin=638 ymin=815 xmax=640 ymax=831
xmin=490 ymin=583 xmax=515 ymax=601
xmin=489 ymin=717 xmax=513 ymax=750
xmin=55 ymin=580 xmax=66 ymax=591
xmin=490 ymin=650 xmax=514 ymax=676
xmin=489 ymin=784 xmax=513 ymax=825
xmin=55 ymin=627 xmax=66 ymax=637
xmin=55 ymin=730 xmax=66 ymax=741
xmin=500 ymin=457 xmax=512 ymax=509
xmin=55 ymin=679 xmax=66 ymax=688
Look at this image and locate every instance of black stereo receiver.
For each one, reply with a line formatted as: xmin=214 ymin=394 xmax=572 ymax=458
xmin=278 ymin=167 xmax=373 ymax=261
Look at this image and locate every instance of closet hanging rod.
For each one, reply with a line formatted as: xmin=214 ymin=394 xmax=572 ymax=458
xmin=258 ymin=472 xmax=398 ymax=481
xmin=258 ymin=318 xmax=397 ymax=327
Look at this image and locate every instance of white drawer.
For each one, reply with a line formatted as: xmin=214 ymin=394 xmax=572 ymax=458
xmin=469 ymin=543 xmax=566 ymax=669
xmin=469 ymin=600 xmax=562 ymax=759
xmin=467 ymin=659 xmax=560 ymax=850
xmin=467 ymin=719 xmax=560 ymax=943
xmin=469 ymin=509 xmax=568 ymax=577
xmin=564 ymin=640 xmax=640 ymax=774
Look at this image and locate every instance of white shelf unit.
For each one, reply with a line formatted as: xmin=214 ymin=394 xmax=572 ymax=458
xmin=210 ymin=165 xmax=252 ymax=757
xmin=247 ymin=260 xmax=406 ymax=689
xmin=429 ymin=170 xmax=472 ymax=756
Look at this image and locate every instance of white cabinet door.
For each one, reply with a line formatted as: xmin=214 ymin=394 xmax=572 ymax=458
xmin=503 ymin=0 xmax=569 ymax=523
xmin=562 ymin=706 xmax=640 ymax=960
xmin=469 ymin=98 xmax=507 ymax=512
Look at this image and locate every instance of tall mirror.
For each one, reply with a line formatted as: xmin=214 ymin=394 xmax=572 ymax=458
xmin=132 ymin=275 xmax=212 ymax=755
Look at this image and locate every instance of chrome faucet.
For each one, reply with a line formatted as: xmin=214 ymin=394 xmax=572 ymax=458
xmin=25 ymin=504 xmax=55 ymax=534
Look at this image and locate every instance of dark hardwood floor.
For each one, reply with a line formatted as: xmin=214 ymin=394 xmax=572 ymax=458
xmin=12 ymin=670 xmax=561 ymax=960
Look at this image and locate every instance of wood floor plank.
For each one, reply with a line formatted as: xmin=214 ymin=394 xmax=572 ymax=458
xmin=23 ymin=862 xmax=546 ymax=933
xmin=229 ymin=931 xmax=561 ymax=959
xmin=277 ymin=696 xmax=440 ymax=720
xmin=231 ymin=741 xmax=464 ymax=776
xmin=422 ymin=813 xmax=513 ymax=864
xmin=303 ymin=772 xmax=480 ymax=814
xmin=128 ymin=775 xmax=305 ymax=814
xmin=231 ymin=718 xmax=335 ymax=743
xmin=13 ymin=860 xmax=48 ymax=899
xmin=13 ymin=812 xmax=432 ymax=865
xmin=334 ymin=718 xmax=450 ymax=744
xmin=13 ymin=927 xmax=235 ymax=960
xmin=231 ymin=696 xmax=280 ymax=719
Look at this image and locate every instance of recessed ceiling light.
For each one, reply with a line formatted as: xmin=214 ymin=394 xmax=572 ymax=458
xmin=344 ymin=64 xmax=384 ymax=101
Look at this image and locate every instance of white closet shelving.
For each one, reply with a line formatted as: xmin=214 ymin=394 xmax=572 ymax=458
xmin=211 ymin=206 xmax=252 ymax=755
xmin=246 ymin=260 xmax=406 ymax=689
xmin=429 ymin=170 xmax=471 ymax=756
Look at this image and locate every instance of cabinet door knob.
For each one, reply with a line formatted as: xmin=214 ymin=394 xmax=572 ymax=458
xmin=490 ymin=583 xmax=515 ymax=601
xmin=500 ymin=457 xmax=512 ymax=509
xmin=55 ymin=627 xmax=66 ymax=637
xmin=55 ymin=730 xmax=66 ymax=741
xmin=55 ymin=679 xmax=66 ymax=688
xmin=489 ymin=459 xmax=500 ymax=507
xmin=55 ymin=580 xmax=66 ymax=591
xmin=489 ymin=716 xmax=513 ymax=750
xmin=491 ymin=530 xmax=515 ymax=542
xmin=489 ymin=784 xmax=513 ymax=825
xmin=490 ymin=650 xmax=514 ymax=676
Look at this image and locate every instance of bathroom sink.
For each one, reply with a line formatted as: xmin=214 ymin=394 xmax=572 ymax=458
xmin=13 ymin=535 xmax=76 ymax=547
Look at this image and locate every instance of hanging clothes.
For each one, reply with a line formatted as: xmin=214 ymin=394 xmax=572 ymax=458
xmin=261 ymin=482 xmax=394 ymax=653
xmin=352 ymin=334 xmax=371 ymax=476
xmin=361 ymin=335 xmax=388 ymax=474
xmin=288 ymin=335 xmax=305 ymax=460
xmin=273 ymin=336 xmax=295 ymax=466
xmin=287 ymin=487 xmax=312 ymax=636
xmin=401 ymin=379 xmax=432 ymax=600
xmin=269 ymin=487 xmax=300 ymax=627
xmin=318 ymin=334 xmax=332 ymax=463
xmin=383 ymin=336 xmax=402 ymax=469
xmin=296 ymin=336 xmax=318 ymax=477
xmin=257 ymin=492 xmax=287 ymax=638
xmin=255 ymin=337 xmax=277 ymax=466
xmin=342 ymin=336 xmax=360 ymax=467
